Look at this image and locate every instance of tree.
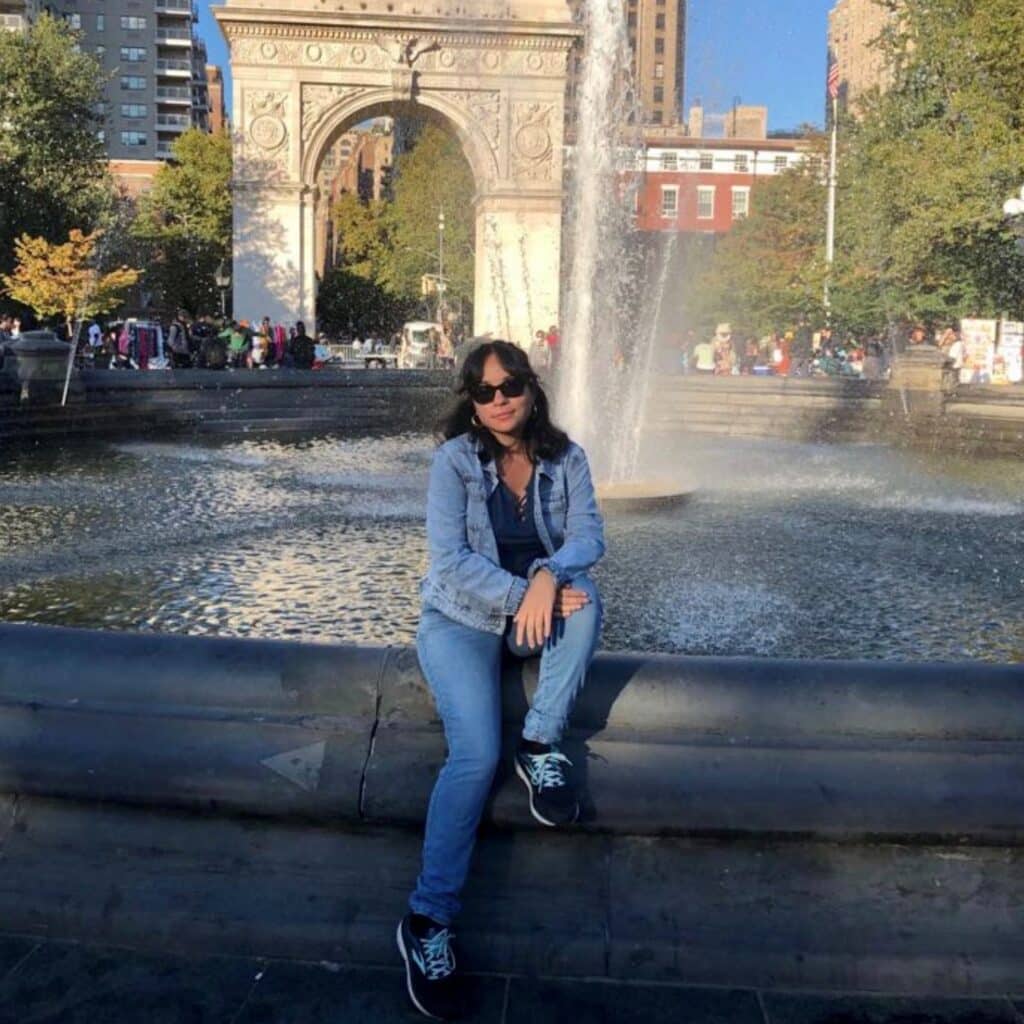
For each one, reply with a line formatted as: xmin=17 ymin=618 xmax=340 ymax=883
xmin=382 ymin=123 xmax=476 ymax=316
xmin=131 ymin=129 xmax=233 ymax=317
xmin=318 ymin=267 xmax=412 ymax=339
xmin=0 ymin=14 xmax=114 ymax=278
xmin=691 ymin=166 xmax=829 ymax=337
xmin=1 ymin=230 xmax=141 ymax=336
xmin=837 ymin=0 xmax=1024 ymax=328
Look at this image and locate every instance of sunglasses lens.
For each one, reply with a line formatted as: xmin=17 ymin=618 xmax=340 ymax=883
xmin=469 ymin=376 xmax=527 ymax=404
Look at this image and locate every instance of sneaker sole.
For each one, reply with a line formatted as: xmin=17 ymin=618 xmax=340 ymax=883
xmin=396 ymin=920 xmax=446 ymax=1021
xmin=515 ymin=759 xmax=578 ymax=827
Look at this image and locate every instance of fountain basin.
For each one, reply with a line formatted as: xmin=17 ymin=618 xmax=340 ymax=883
xmin=597 ymin=479 xmax=692 ymax=513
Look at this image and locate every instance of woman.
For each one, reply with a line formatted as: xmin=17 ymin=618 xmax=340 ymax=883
xmin=398 ymin=340 xmax=605 ymax=1021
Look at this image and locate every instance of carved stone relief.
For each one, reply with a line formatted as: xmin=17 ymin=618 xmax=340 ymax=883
xmin=301 ymin=84 xmax=367 ymax=143
xmin=442 ymin=90 xmax=501 ymax=153
xmin=511 ymin=102 xmax=554 ymax=182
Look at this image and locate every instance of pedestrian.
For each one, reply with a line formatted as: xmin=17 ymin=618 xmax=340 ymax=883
xmin=545 ymin=323 xmax=561 ymax=370
xmin=398 ymin=340 xmax=604 ymax=1021
xmin=167 ymin=310 xmax=191 ymax=369
xmin=692 ymin=333 xmax=715 ymax=374
xmin=288 ymin=320 xmax=315 ymax=370
xmin=532 ymin=328 xmax=549 ymax=371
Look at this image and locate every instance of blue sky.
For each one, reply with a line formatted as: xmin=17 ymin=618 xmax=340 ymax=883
xmin=198 ymin=0 xmax=833 ymax=131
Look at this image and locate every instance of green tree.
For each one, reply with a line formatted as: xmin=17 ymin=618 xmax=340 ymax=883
xmin=837 ymin=0 xmax=1024 ymax=328
xmin=383 ymin=123 xmax=475 ymax=315
xmin=0 ymin=14 xmax=114 ymax=277
xmin=692 ymin=166 xmax=829 ymax=337
xmin=131 ymin=128 xmax=233 ymax=317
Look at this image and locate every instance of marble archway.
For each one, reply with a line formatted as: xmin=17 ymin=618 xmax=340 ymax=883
xmin=214 ymin=0 xmax=579 ymax=343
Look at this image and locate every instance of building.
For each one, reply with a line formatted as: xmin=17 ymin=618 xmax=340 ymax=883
xmin=632 ymin=131 xmax=812 ymax=236
xmin=627 ymin=0 xmax=686 ymax=126
xmin=0 ymin=0 xmax=36 ymax=31
xmin=827 ymin=0 xmax=896 ymax=112
xmin=686 ymin=103 xmax=768 ymax=141
xmin=35 ymin=2 xmax=215 ymax=189
xmin=205 ymin=64 xmax=226 ymax=134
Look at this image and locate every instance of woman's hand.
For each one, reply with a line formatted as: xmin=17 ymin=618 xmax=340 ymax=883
xmin=514 ymin=569 xmax=558 ymax=648
xmin=554 ymin=585 xmax=590 ymax=620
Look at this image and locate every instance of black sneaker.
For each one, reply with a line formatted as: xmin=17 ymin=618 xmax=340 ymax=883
xmin=514 ymin=745 xmax=579 ymax=826
xmin=396 ymin=913 xmax=462 ymax=1020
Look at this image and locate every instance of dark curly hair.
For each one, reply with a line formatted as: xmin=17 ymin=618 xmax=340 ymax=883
xmin=438 ymin=340 xmax=570 ymax=464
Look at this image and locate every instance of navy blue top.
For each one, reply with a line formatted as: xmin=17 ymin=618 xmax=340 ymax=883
xmin=487 ymin=469 xmax=547 ymax=579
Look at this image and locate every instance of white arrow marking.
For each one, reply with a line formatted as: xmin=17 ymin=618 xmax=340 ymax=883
xmin=260 ymin=740 xmax=327 ymax=792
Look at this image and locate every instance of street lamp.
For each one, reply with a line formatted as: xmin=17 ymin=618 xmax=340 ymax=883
xmin=437 ymin=207 xmax=446 ymax=324
xmin=1004 ymin=185 xmax=1024 ymax=255
xmin=214 ymin=258 xmax=232 ymax=318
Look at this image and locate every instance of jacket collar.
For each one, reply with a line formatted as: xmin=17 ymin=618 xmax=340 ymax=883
xmin=470 ymin=433 xmax=557 ymax=487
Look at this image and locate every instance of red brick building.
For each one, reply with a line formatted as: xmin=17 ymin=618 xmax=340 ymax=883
xmin=632 ymin=135 xmax=813 ymax=236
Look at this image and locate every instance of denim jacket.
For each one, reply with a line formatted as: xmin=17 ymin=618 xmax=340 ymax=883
xmin=420 ymin=433 xmax=606 ymax=634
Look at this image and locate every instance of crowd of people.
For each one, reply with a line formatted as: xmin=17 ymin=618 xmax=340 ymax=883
xmin=680 ymin=320 xmax=894 ymax=380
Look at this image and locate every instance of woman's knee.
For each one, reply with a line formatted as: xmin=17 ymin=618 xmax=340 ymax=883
xmin=446 ymin=731 xmax=502 ymax=779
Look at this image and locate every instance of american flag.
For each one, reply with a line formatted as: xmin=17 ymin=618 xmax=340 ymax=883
xmin=827 ymin=55 xmax=841 ymax=100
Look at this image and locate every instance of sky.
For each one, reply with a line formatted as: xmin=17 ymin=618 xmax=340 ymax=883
xmin=198 ymin=0 xmax=834 ymax=132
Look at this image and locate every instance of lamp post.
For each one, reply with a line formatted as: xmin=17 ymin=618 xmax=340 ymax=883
xmin=437 ymin=207 xmax=446 ymax=325
xmin=214 ymin=258 xmax=232 ymax=318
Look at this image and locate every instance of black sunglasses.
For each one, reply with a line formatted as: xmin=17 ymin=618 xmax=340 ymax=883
xmin=468 ymin=376 xmax=529 ymax=405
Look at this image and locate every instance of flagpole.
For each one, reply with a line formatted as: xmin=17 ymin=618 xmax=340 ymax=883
xmin=824 ymin=93 xmax=839 ymax=315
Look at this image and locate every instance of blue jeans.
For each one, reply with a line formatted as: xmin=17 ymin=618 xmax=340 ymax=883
xmin=409 ymin=575 xmax=602 ymax=925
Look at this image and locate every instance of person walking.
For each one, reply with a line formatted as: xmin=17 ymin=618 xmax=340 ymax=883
xmin=167 ymin=310 xmax=192 ymax=369
xmin=288 ymin=321 xmax=315 ymax=370
xmin=398 ymin=340 xmax=605 ymax=1021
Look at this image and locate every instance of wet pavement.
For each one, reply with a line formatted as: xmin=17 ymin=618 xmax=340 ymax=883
xmin=0 ymin=935 xmax=1020 ymax=1024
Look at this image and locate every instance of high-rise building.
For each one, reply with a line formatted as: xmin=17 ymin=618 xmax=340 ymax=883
xmin=35 ymin=2 xmax=214 ymax=176
xmin=205 ymin=64 xmax=227 ymax=135
xmin=627 ymin=0 xmax=686 ymax=126
xmin=827 ymin=0 xmax=896 ymax=112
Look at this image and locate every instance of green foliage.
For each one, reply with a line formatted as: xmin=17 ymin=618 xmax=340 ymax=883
xmin=382 ymin=122 xmax=475 ymax=312
xmin=131 ymin=129 xmax=233 ymax=317
xmin=837 ymin=0 xmax=1024 ymax=327
xmin=0 ymin=14 xmax=114 ymax=278
xmin=319 ymin=121 xmax=475 ymax=333
xmin=692 ymin=166 xmax=829 ymax=337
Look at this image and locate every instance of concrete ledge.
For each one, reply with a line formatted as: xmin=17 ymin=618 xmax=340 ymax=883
xmin=1 ymin=623 xmax=1023 ymax=842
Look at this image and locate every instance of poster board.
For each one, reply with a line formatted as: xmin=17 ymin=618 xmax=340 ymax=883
xmin=960 ymin=319 xmax=997 ymax=384
xmin=999 ymin=321 xmax=1024 ymax=385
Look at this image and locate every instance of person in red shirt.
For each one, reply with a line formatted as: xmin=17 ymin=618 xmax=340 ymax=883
xmin=545 ymin=324 xmax=560 ymax=369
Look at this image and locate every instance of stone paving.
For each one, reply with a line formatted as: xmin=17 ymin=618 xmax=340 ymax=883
xmin=0 ymin=935 xmax=1021 ymax=1024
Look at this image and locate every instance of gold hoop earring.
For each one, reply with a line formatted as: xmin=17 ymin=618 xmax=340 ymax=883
xmin=471 ymin=414 xmax=481 ymax=428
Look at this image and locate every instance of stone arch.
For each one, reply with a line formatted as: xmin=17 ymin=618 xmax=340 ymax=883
xmin=216 ymin=1 xmax=579 ymax=343
xmin=301 ymin=88 xmax=499 ymax=193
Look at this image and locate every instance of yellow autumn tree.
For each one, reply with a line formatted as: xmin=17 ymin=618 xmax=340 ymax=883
xmin=1 ymin=230 xmax=141 ymax=337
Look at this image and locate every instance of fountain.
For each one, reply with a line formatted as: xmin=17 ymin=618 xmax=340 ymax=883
xmin=558 ymin=0 xmax=691 ymax=511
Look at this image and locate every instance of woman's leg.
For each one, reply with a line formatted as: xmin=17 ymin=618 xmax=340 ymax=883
xmin=410 ymin=608 xmax=504 ymax=926
xmin=524 ymin=576 xmax=602 ymax=745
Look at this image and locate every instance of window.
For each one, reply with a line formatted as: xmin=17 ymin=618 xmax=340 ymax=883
xmin=654 ymin=62 xmax=664 ymax=79
xmin=659 ymin=150 xmax=676 ymax=170
xmin=697 ymin=186 xmax=715 ymax=219
xmin=120 ymin=47 xmax=146 ymax=62
xmin=120 ymin=131 xmax=148 ymax=147
xmin=699 ymin=152 xmax=713 ymax=171
xmin=774 ymin=155 xmax=789 ymax=172
xmin=627 ymin=12 xmax=636 ymax=27
xmin=96 ymin=14 xmax=104 ymax=30
xmin=731 ymin=187 xmax=750 ymax=220
xmin=653 ymin=86 xmax=664 ymax=104
xmin=121 ymin=16 xmax=147 ymax=30
xmin=655 ymin=12 xmax=665 ymax=28
xmin=652 ymin=110 xmax=663 ymax=124
xmin=66 ymin=12 xmax=80 ymax=28
xmin=654 ymin=37 xmax=664 ymax=54
xmin=734 ymin=153 xmax=750 ymax=173
xmin=121 ymin=75 xmax=146 ymax=90
xmin=97 ymin=129 xmax=105 ymax=143
xmin=121 ymin=103 xmax=147 ymax=118
xmin=660 ymin=186 xmax=678 ymax=218
xmin=95 ymin=45 xmax=105 ymax=58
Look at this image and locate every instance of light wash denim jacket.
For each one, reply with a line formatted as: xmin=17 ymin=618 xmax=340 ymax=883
xmin=420 ymin=433 xmax=606 ymax=635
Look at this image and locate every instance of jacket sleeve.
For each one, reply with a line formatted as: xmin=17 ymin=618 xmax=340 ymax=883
xmin=529 ymin=445 xmax=606 ymax=586
xmin=426 ymin=446 xmax=528 ymax=616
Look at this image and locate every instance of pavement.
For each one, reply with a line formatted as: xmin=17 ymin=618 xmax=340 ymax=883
xmin=1 ymin=934 xmax=1023 ymax=1024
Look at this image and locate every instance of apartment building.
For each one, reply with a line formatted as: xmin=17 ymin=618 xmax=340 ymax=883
xmin=0 ymin=0 xmax=36 ymax=31
xmin=627 ymin=0 xmax=686 ymax=125
xmin=827 ymin=0 xmax=896 ymax=112
xmin=36 ymin=0 xmax=212 ymax=175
